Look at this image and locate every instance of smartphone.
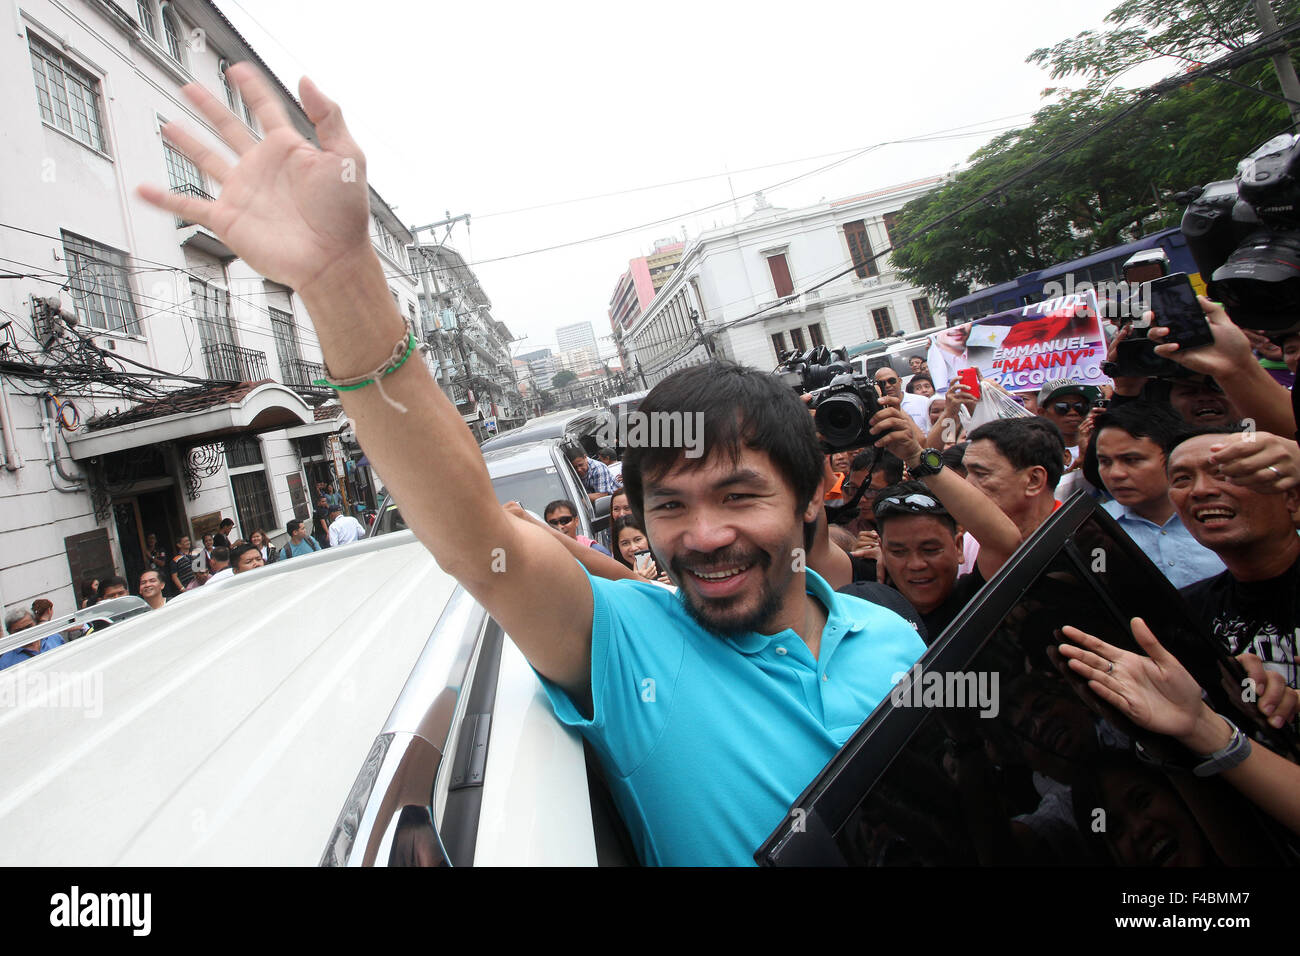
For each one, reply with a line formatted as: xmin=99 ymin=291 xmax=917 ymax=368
xmin=1148 ymin=272 xmax=1214 ymax=349
xmin=634 ymin=551 xmax=653 ymax=572
xmin=956 ymin=367 xmax=981 ymax=400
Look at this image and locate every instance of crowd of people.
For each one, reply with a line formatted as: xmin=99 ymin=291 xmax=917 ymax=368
xmin=1 ymin=480 xmax=376 ymax=669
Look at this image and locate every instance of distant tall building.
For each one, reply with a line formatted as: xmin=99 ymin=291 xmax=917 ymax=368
xmin=608 ymin=238 xmax=685 ymax=370
xmin=556 ymin=321 xmax=598 ymax=355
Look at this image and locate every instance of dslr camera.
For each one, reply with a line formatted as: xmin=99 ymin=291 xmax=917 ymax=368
xmin=774 ymin=345 xmax=882 ymax=452
xmin=1181 ymin=133 xmax=1300 ymax=333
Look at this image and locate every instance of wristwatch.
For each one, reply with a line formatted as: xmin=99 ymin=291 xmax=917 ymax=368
xmin=1191 ymin=716 xmax=1252 ymax=777
xmin=909 ymin=447 xmax=945 ymax=479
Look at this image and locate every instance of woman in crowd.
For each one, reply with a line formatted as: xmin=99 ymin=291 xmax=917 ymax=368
xmin=250 ymin=528 xmax=277 ymax=565
xmin=611 ymin=516 xmax=671 ymax=585
xmin=78 ymin=578 xmax=98 ymax=609
xmin=31 ymin=599 xmax=54 ymax=624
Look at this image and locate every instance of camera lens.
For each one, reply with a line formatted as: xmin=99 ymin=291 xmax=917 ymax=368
xmin=815 ymin=393 xmax=866 ymax=448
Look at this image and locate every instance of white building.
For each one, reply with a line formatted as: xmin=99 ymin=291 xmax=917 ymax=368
xmin=0 ymin=0 xmax=427 ymax=615
xmin=555 ymin=320 xmax=598 ymax=356
xmin=624 ymin=180 xmax=943 ymax=385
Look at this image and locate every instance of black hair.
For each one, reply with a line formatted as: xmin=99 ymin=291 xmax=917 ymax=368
xmin=1081 ymin=401 xmax=1185 ymax=490
xmin=905 ymin=373 xmax=934 ymax=394
xmin=621 ymin=363 xmax=823 ymax=529
xmin=229 ymin=542 xmax=261 ymax=572
xmin=871 ymin=480 xmax=957 ymax=535
xmin=210 ymin=546 xmax=231 ymax=565
xmin=97 ymin=576 xmax=128 ymax=599
xmin=967 ymin=417 xmax=1065 ymax=490
xmin=286 ymin=519 xmax=302 ymax=536
xmin=543 ymin=499 xmax=577 ymax=520
xmin=561 ymin=443 xmax=586 ymax=463
xmin=941 ymin=442 xmax=968 ymax=471
xmin=872 ymin=450 xmax=906 ymax=486
xmin=610 ymin=515 xmax=648 ymax=569
xmin=219 ymin=518 xmax=234 ymax=530
xmin=851 ymin=449 xmax=875 ymax=473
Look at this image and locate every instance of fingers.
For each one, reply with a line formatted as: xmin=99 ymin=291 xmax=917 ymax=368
xmin=1059 ymin=624 xmax=1126 ymax=666
xmin=1128 ymin=616 xmax=1175 ymax=667
xmin=180 ymin=79 xmax=258 ymax=155
xmin=299 ymin=75 xmax=359 ymax=157
xmin=160 ymin=122 xmax=233 ymax=184
xmin=226 ymin=62 xmax=294 ymax=135
xmin=137 ymin=182 xmax=215 ymax=229
xmin=1257 ymin=667 xmax=1297 ymax=728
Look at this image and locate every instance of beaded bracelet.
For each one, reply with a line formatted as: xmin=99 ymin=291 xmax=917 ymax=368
xmin=313 ymin=320 xmax=417 ymax=413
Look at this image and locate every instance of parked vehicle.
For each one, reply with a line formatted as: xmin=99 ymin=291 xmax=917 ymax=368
xmin=0 ymin=530 xmax=635 ymax=865
xmin=0 ymin=596 xmax=150 ymax=660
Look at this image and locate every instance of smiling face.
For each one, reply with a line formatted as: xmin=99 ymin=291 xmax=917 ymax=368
xmin=642 ymin=445 xmax=818 ymax=637
xmin=878 ymin=514 xmax=961 ymax=614
xmin=570 ymin=455 xmax=590 ymax=479
xmin=545 ymin=506 xmax=579 ymax=539
xmin=1167 ymin=380 xmax=1238 ymax=429
xmin=139 ymin=570 xmax=163 ymax=599
xmin=610 ymin=493 xmax=632 ymax=521
xmin=1098 ymin=765 xmax=1210 ymax=867
xmin=1096 ymin=428 xmax=1168 ymax=513
xmin=909 ymin=378 xmax=935 ymax=398
xmin=617 ymin=526 xmax=649 ymax=565
xmin=936 ymin=325 xmax=969 ymax=352
xmin=1167 ymin=434 xmax=1298 ymax=555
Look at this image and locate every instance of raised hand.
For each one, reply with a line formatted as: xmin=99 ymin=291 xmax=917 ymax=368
xmin=137 ymin=64 xmax=373 ymax=300
xmin=1148 ymin=296 xmax=1255 ymax=379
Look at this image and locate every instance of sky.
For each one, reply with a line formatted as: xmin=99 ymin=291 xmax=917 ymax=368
xmin=215 ymin=0 xmax=1153 ymax=357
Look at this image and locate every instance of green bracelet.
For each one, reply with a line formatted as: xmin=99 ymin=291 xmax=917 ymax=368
xmin=313 ymin=323 xmax=417 ymax=392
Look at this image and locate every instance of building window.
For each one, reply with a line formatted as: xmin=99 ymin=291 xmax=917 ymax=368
xmin=844 ymin=220 xmax=878 ymax=279
xmin=61 ymin=232 xmax=139 ymax=334
xmin=789 ymin=327 xmax=806 ymax=352
xmin=242 ymin=95 xmax=256 ymax=130
xmin=29 ymin=35 xmax=108 ymax=152
xmin=270 ymin=307 xmax=301 ymax=375
xmin=219 ymin=58 xmax=237 ymax=111
xmin=882 ymin=212 xmax=900 ymax=249
xmin=191 ymin=277 xmax=235 ymax=349
xmin=136 ymin=0 xmax=157 ymax=39
xmin=225 ymin=436 xmax=263 ymax=469
xmin=808 ymin=323 xmax=825 ymax=348
xmin=230 ymin=471 xmax=277 ymax=539
xmin=912 ymin=296 xmax=935 ymax=330
xmin=164 ymin=142 xmax=204 ymax=193
xmin=771 ymin=331 xmax=786 ymax=359
xmin=872 ymin=306 xmax=894 ymax=338
xmin=161 ymin=5 xmax=185 ymax=65
xmin=767 ymin=253 xmax=794 ymax=298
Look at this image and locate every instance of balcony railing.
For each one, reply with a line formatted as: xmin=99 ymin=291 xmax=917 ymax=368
xmin=171 ymin=183 xmax=215 ymax=227
xmin=202 ymin=342 xmax=269 ymax=382
xmin=280 ymin=357 xmax=329 ymax=393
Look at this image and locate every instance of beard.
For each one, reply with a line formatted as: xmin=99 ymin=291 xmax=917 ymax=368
xmin=670 ymin=545 xmax=790 ymax=638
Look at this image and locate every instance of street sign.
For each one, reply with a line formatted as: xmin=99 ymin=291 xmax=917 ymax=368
xmin=485 ymin=416 xmax=498 ymax=433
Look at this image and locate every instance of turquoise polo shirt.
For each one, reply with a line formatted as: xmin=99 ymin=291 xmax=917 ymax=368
xmin=536 ymin=567 xmax=925 ymax=866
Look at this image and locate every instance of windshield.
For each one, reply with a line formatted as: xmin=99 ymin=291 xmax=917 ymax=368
xmin=373 ymin=465 xmax=577 ymax=536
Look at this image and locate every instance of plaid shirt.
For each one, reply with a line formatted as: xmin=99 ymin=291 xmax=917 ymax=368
xmin=582 ymin=458 xmax=621 ymax=495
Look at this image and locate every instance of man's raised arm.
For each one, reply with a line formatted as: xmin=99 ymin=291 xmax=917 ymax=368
xmin=137 ymin=65 xmax=594 ymax=696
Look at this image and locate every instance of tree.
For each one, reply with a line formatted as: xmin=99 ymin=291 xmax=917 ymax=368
xmin=551 ymin=369 xmax=578 ymax=388
xmin=891 ymin=0 xmax=1300 ymax=304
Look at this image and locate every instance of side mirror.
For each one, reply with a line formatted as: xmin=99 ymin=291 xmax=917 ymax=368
xmin=592 ymin=493 xmax=611 ymax=534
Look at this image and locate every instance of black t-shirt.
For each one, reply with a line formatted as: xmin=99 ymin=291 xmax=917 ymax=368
xmin=837 ymin=581 xmax=928 ymax=645
xmin=1180 ymin=553 xmax=1300 ymax=689
xmin=169 ymin=552 xmax=194 ymax=588
xmin=917 ymin=567 xmax=986 ymax=643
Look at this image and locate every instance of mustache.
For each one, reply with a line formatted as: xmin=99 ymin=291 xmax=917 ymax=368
xmin=672 ymin=546 xmax=771 ymax=577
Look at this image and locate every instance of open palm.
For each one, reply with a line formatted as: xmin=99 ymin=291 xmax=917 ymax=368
xmin=137 ymin=64 xmax=372 ymax=296
xmin=1058 ymin=618 xmax=1205 ymax=740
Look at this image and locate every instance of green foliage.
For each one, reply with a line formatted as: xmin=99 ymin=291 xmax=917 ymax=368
xmin=551 ymin=369 xmax=578 ymax=388
xmin=891 ymin=0 xmax=1299 ymax=305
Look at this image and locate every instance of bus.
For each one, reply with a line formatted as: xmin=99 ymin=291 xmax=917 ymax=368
xmin=942 ymin=227 xmax=1203 ymax=326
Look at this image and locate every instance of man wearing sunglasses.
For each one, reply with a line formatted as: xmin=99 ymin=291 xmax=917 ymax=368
xmin=875 ymin=366 xmax=932 ymax=432
xmin=1036 ymin=379 xmax=1101 ymax=464
xmin=543 ymin=500 xmax=612 ymax=556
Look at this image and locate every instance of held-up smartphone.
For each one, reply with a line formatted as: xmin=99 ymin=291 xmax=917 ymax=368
xmin=1148 ymin=272 xmax=1214 ymax=350
xmin=634 ymin=551 xmax=653 ymax=572
xmin=956 ymin=367 xmax=981 ymax=400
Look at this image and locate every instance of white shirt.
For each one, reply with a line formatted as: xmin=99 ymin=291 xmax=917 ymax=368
xmin=329 ymin=515 xmax=366 ymax=547
xmin=899 ymin=392 xmax=933 ymax=432
xmin=207 ymin=567 xmax=234 ymax=584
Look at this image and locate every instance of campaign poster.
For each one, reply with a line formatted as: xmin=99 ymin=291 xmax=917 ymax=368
xmin=926 ymin=290 xmax=1109 ymax=394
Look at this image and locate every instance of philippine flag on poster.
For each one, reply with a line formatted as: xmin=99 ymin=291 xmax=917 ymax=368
xmin=926 ymin=290 xmax=1109 ymax=393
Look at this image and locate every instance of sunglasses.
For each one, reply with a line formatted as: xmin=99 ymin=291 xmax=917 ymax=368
xmin=873 ymin=492 xmax=948 ymax=517
xmin=1049 ymin=400 xmax=1091 ymax=415
xmin=547 ymin=515 xmax=575 ymax=527
xmin=877 ymin=376 xmax=899 ymax=386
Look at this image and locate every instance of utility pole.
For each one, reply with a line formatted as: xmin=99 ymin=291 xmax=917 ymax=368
xmin=1254 ymin=0 xmax=1300 ymax=126
xmin=635 ymin=358 xmax=648 ymax=389
xmin=409 ymin=211 xmax=471 ymax=405
xmin=688 ymin=307 xmax=716 ymax=361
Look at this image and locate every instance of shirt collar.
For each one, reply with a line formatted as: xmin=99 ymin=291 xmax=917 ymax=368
xmin=721 ymin=570 xmax=863 ymax=656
